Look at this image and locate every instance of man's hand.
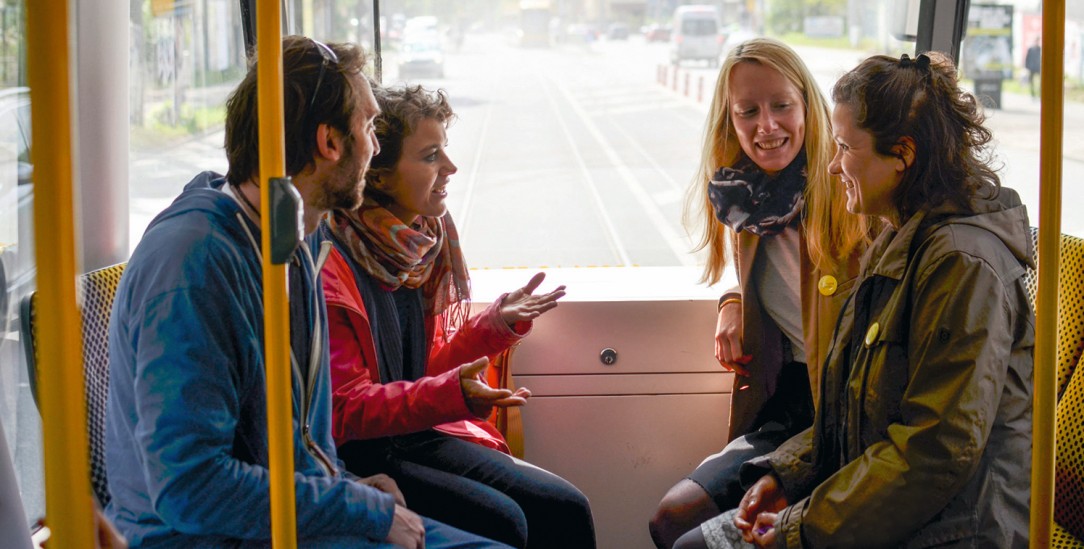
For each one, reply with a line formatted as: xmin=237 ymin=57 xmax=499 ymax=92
xmin=386 ymin=504 xmax=425 ymax=549
xmin=734 ymin=473 xmax=788 ymax=543
xmin=40 ymin=506 xmax=129 ymax=549
xmin=459 ymin=357 xmax=530 ymax=418
xmin=500 ymin=272 xmax=566 ymax=327
xmin=359 ymin=473 xmax=406 ymax=507
xmin=95 ymin=507 xmax=128 ymax=549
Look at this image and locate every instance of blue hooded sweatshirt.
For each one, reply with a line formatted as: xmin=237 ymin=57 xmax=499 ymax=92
xmin=104 ymin=172 xmax=396 ymax=547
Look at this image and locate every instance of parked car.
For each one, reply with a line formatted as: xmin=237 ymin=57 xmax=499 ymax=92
xmin=670 ymin=5 xmax=723 ymax=66
xmin=398 ymin=35 xmax=445 ymax=79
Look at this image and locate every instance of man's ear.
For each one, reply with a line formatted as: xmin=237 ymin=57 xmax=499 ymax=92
xmin=892 ymin=136 xmax=916 ymax=172
xmin=314 ymin=123 xmax=344 ymax=162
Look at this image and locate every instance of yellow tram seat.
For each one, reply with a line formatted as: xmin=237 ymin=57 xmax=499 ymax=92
xmin=21 ymin=263 xmax=127 ymax=508
xmin=1024 ymin=228 xmax=1084 ymax=547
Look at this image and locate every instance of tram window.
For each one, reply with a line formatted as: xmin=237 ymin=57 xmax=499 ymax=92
xmin=343 ymin=0 xmax=916 ymax=273
xmin=118 ymin=0 xmax=1081 ymax=275
xmin=333 ymin=0 xmax=1075 ymax=273
xmin=0 ymin=0 xmax=43 ymax=528
xmin=127 ymin=0 xmax=245 ymax=244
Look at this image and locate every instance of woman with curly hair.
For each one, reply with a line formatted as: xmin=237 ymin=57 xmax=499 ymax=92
xmin=320 ymin=84 xmax=596 ymax=549
xmin=690 ymin=51 xmax=1033 ymax=549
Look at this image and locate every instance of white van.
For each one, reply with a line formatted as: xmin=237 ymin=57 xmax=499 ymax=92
xmin=669 ymin=4 xmax=722 ymax=66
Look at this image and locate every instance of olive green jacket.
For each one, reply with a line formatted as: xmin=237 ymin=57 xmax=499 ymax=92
xmin=765 ymin=189 xmax=1034 ymax=548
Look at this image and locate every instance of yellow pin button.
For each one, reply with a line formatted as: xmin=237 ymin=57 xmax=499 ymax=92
xmin=864 ymin=322 xmax=880 ymax=347
xmin=818 ymin=275 xmax=838 ymax=296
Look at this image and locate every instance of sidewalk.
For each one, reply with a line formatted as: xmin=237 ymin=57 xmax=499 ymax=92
xmin=988 ymin=87 xmax=1084 ymax=164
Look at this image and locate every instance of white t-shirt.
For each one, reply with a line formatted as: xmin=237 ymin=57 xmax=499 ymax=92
xmin=753 ymin=226 xmax=806 ymax=364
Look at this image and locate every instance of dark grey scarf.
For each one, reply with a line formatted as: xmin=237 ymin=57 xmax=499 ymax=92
xmin=708 ymin=150 xmax=806 ymax=236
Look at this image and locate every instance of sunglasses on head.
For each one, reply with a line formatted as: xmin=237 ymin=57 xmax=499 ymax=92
xmin=308 ymin=39 xmax=339 ymax=116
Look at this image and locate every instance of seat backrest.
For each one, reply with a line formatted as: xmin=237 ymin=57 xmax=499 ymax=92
xmin=1055 ymin=366 xmax=1084 ymax=546
xmin=21 ymin=263 xmax=127 ymax=508
xmin=1024 ymin=228 xmax=1084 ymax=545
xmin=1023 ymin=228 xmax=1084 ymax=399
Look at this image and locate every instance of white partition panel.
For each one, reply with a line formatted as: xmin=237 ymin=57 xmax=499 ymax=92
xmin=509 ymin=299 xmax=732 ymax=549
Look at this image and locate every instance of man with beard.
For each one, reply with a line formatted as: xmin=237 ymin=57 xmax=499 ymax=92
xmin=104 ymin=36 xmax=507 ymax=549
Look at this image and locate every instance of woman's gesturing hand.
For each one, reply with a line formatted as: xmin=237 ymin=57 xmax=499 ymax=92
xmin=459 ymin=357 xmax=531 ymax=418
xmin=500 ymin=272 xmax=567 ymax=327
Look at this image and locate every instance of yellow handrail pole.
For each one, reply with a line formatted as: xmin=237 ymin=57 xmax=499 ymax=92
xmin=26 ymin=0 xmax=96 ymax=546
xmin=1030 ymin=1 xmax=1064 ymax=547
xmin=256 ymin=3 xmax=297 ymax=547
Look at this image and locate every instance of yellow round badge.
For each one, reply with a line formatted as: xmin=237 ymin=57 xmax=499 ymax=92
xmin=864 ymin=322 xmax=880 ymax=347
xmin=818 ymin=275 xmax=838 ymax=296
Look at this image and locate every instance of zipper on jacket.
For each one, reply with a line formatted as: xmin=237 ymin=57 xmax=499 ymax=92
xmin=303 ymin=295 xmax=336 ymax=477
xmin=299 ymin=241 xmax=336 ymax=477
xmin=235 ymin=205 xmax=336 ymax=478
xmin=290 ymin=351 xmax=335 ymax=477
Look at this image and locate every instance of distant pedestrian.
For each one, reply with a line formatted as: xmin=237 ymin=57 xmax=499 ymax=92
xmin=1025 ymin=39 xmax=1041 ymax=98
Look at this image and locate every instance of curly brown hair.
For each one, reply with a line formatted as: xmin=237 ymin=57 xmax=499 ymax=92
xmin=831 ymin=51 xmax=1001 ymax=222
xmin=364 ymin=84 xmax=456 ymax=197
xmin=224 ymin=36 xmax=369 ymax=186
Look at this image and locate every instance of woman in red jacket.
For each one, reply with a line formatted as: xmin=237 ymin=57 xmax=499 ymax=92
xmin=320 ymin=84 xmax=595 ymax=549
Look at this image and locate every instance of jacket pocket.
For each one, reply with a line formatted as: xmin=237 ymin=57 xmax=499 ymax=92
xmin=858 ymin=342 xmax=909 ymax=442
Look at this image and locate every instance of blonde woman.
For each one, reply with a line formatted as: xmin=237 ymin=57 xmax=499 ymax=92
xmin=650 ymin=38 xmax=870 ymax=548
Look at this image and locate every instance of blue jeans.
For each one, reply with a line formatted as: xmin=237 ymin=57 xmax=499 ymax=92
xmin=339 ymin=430 xmax=596 ymax=549
xmin=212 ymin=517 xmax=510 ymax=548
xmin=297 ymin=517 xmax=512 ymax=548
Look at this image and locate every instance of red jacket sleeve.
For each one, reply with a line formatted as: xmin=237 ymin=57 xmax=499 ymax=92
xmin=427 ymin=298 xmax=530 ymax=376
xmin=321 ymin=249 xmax=474 ymax=444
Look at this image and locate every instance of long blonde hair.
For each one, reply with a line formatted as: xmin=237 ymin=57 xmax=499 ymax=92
xmin=684 ymin=38 xmax=871 ymax=285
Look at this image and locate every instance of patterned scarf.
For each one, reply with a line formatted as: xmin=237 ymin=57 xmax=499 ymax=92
xmin=329 ymin=198 xmax=470 ymax=337
xmin=708 ymin=150 xmax=807 ymax=236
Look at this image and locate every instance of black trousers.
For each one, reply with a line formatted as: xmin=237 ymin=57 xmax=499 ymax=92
xmin=686 ymin=363 xmax=815 ymax=511
xmin=339 ymin=431 xmax=596 ymax=549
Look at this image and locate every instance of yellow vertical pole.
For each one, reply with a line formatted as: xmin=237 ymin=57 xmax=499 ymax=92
xmin=25 ymin=0 xmax=95 ymax=546
xmin=1031 ymin=1 xmax=1064 ymax=548
xmin=255 ymin=3 xmax=297 ymax=548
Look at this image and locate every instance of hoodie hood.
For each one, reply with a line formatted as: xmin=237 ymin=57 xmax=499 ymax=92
xmin=926 ymin=186 xmax=1034 ymax=269
xmin=865 ymin=185 xmax=1033 ymax=280
xmin=142 ymin=171 xmax=263 ymax=252
xmin=145 ymin=171 xmax=240 ymax=232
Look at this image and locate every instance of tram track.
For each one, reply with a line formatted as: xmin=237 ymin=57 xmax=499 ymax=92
xmin=550 ymin=76 xmax=697 ymax=267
